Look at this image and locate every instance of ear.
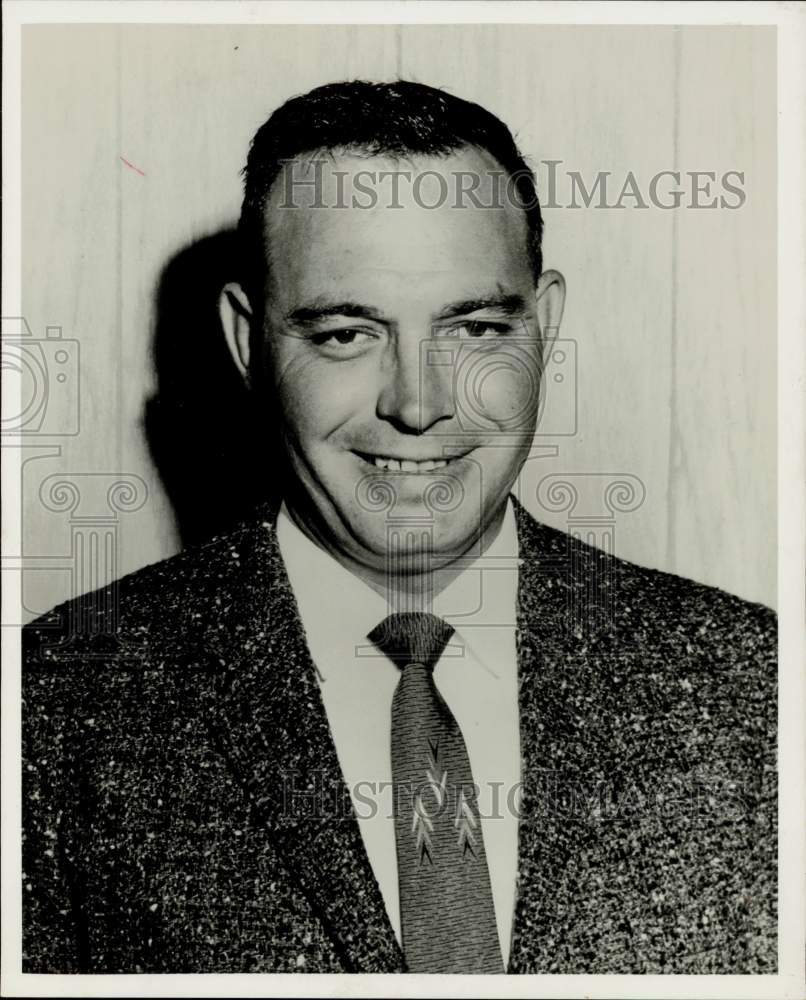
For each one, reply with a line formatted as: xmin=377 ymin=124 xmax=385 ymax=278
xmin=534 ymin=269 xmax=566 ymax=352
xmin=218 ymin=282 xmax=254 ymax=384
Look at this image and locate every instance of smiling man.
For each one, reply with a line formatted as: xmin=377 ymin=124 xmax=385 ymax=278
xmin=22 ymin=81 xmax=776 ymax=975
xmin=221 ymin=141 xmax=562 ymax=592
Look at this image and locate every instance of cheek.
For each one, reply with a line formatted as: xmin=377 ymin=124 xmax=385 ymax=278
xmin=270 ymin=348 xmax=367 ymax=441
xmin=457 ymin=348 xmax=542 ymax=432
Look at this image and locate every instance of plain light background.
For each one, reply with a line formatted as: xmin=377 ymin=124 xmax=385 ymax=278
xmin=18 ymin=23 xmax=776 ymax=617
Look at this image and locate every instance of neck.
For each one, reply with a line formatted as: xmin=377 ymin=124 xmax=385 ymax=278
xmin=283 ymin=500 xmax=510 ymax=609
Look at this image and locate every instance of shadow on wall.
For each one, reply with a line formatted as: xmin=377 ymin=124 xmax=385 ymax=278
xmin=144 ymin=227 xmax=280 ymax=549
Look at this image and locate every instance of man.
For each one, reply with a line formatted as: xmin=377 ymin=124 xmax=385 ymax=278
xmin=22 ymin=80 xmax=776 ymax=974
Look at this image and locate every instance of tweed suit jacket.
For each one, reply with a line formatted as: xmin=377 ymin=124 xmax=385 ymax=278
xmin=22 ymin=497 xmax=777 ymax=974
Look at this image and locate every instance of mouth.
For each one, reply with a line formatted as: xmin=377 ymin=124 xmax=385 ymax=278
xmin=353 ymin=450 xmax=473 ymax=473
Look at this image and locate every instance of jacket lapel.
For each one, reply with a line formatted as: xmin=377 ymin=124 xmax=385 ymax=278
xmin=180 ymin=505 xmax=404 ymax=972
xmin=508 ymin=497 xmax=605 ymax=972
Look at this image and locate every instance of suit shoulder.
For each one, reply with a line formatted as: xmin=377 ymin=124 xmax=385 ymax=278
xmin=608 ymin=542 xmax=775 ymax=641
xmin=596 ymin=534 xmax=775 ymax=636
xmin=22 ymin=508 xmax=277 ymax=663
xmin=515 ymin=500 xmax=776 ymax=651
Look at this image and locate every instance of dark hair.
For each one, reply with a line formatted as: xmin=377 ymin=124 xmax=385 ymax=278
xmin=238 ymin=79 xmax=544 ymax=308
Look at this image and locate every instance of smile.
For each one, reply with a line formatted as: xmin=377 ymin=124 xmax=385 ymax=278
xmin=354 ymin=451 xmax=470 ymax=473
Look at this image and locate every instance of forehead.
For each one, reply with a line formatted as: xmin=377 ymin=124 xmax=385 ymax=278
xmin=262 ymin=147 xmax=533 ymax=307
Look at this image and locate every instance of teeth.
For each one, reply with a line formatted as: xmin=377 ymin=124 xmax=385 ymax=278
xmin=370 ymin=455 xmax=452 ymax=473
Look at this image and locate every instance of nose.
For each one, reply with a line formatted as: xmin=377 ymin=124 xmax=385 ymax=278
xmin=376 ymin=332 xmax=455 ymax=433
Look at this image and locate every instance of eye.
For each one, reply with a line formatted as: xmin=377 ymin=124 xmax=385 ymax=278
xmin=308 ymin=328 xmax=378 ymax=357
xmin=449 ymin=320 xmax=514 ymax=339
xmin=311 ymin=329 xmax=367 ymax=346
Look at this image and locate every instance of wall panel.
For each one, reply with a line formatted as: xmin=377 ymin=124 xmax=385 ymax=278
xmin=18 ymin=24 xmax=776 ymax=617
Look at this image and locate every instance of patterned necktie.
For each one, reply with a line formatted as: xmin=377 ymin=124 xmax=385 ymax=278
xmin=368 ymin=612 xmax=504 ymax=973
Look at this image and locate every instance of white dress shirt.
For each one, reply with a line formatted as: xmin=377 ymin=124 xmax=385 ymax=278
xmin=276 ymin=499 xmax=521 ymax=963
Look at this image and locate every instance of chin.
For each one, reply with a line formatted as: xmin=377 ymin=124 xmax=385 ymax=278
xmin=346 ymin=510 xmax=483 ymax=571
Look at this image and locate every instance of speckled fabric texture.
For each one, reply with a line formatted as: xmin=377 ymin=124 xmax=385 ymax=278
xmin=22 ymin=497 xmax=776 ymax=973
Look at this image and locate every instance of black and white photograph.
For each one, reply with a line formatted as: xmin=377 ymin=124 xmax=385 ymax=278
xmin=2 ymin=1 xmax=804 ymax=996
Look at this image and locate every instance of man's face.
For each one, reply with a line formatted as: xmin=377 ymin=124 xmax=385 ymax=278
xmin=256 ymin=147 xmax=547 ymax=574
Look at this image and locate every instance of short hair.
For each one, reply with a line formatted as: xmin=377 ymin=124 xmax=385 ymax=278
xmin=238 ymin=79 xmax=544 ymax=309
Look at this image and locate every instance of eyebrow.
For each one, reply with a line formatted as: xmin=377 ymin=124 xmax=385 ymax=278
xmin=285 ymin=293 xmax=528 ymax=326
xmin=432 ymin=294 xmax=528 ymax=321
xmin=285 ymin=301 xmax=386 ymax=325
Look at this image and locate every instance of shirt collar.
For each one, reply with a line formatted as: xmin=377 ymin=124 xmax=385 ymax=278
xmin=276 ymin=498 xmax=519 ymax=679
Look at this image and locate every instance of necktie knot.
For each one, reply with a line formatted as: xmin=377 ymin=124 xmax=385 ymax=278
xmin=368 ymin=612 xmax=454 ymax=672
